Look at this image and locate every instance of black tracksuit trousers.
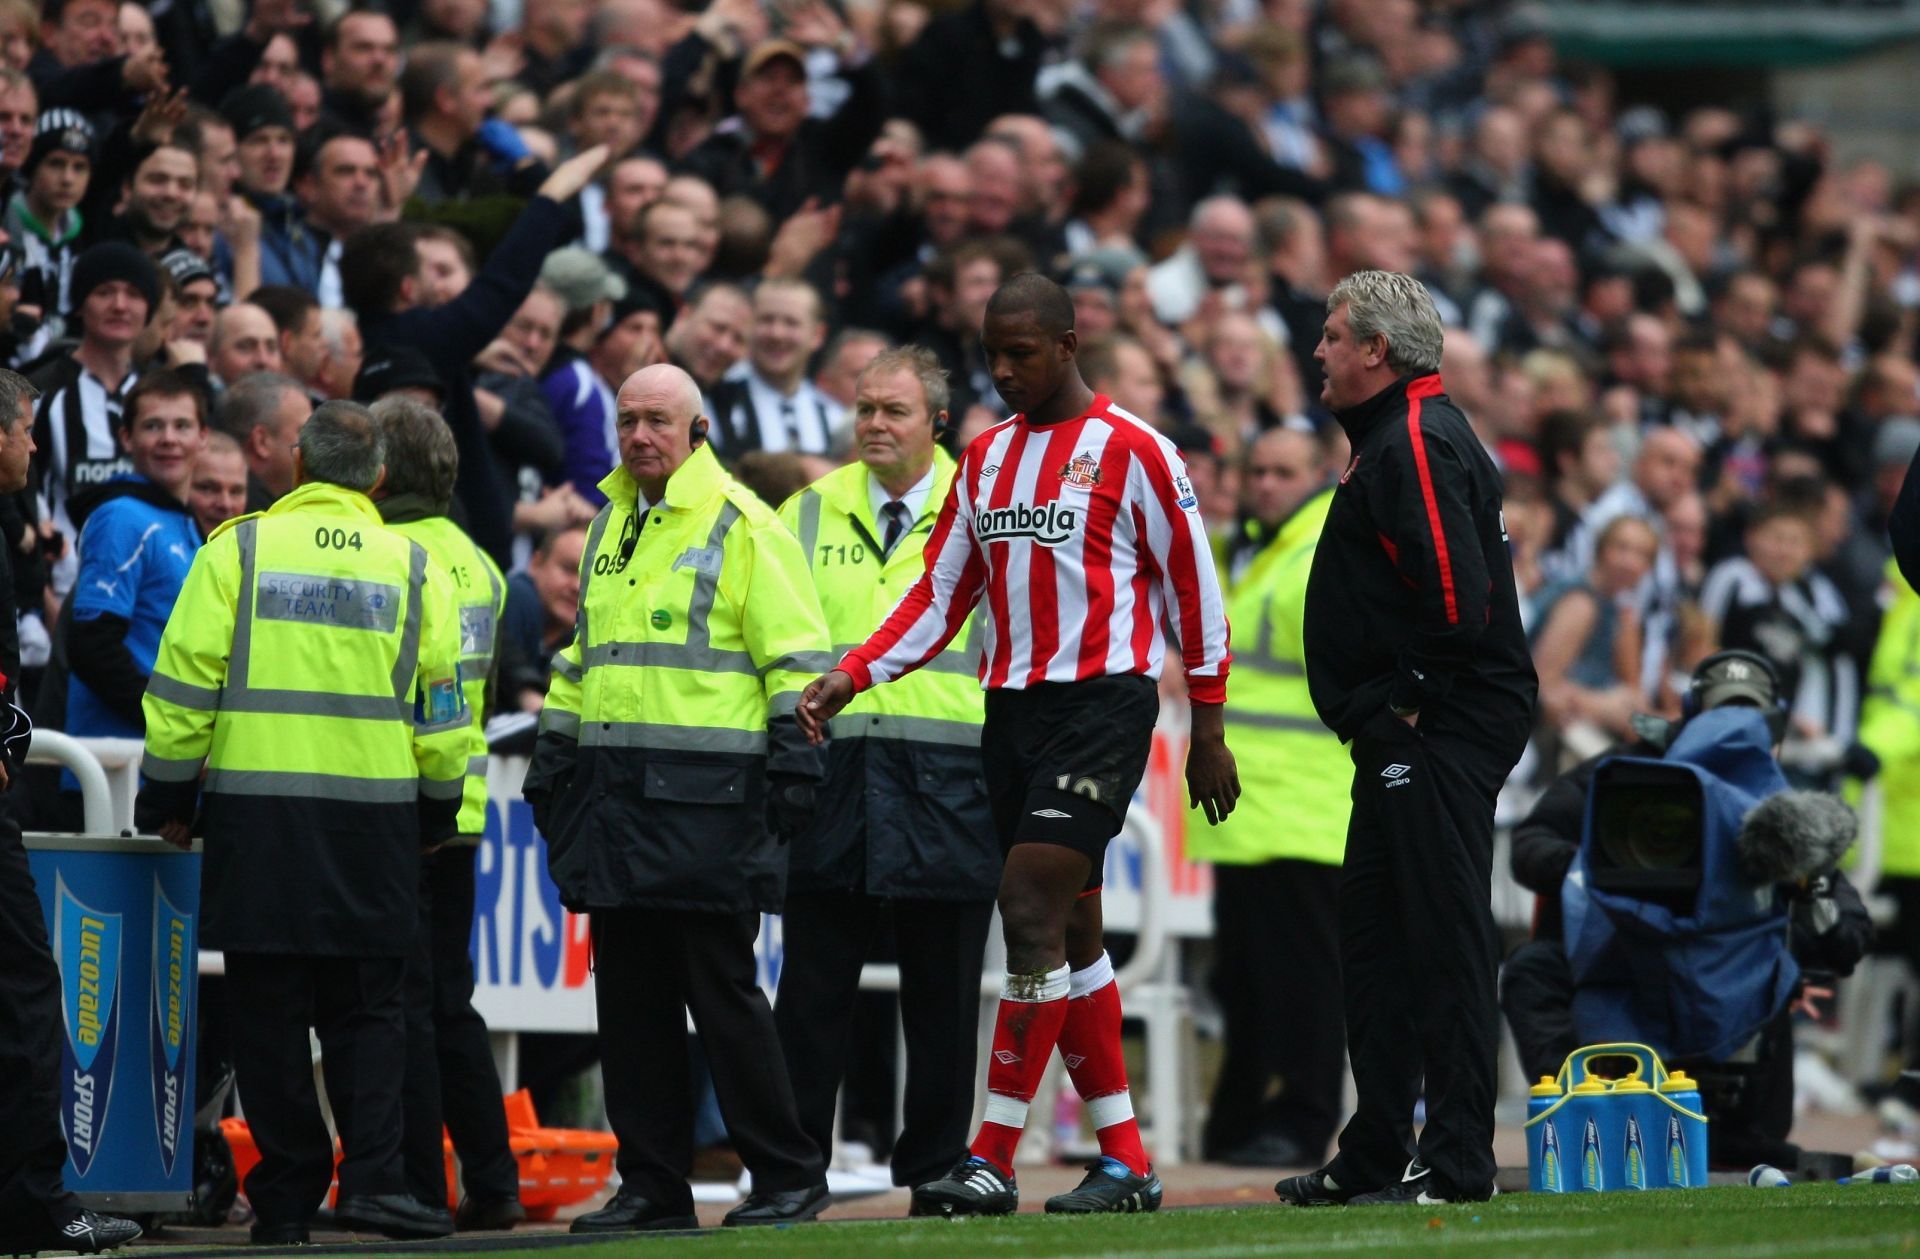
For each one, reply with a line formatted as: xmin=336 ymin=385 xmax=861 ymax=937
xmin=0 ymin=801 xmax=80 ymax=1247
xmin=1329 ymin=719 xmax=1513 ymax=1199
xmin=401 ymin=845 xmax=520 ymax=1208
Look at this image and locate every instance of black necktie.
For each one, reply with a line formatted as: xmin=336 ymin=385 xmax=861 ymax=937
xmin=780 ymin=398 xmax=803 ymax=450
xmin=881 ymin=500 xmax=910 ymax=556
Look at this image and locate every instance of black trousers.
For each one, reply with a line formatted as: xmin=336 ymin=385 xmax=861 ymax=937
xmin=774 ymin=890 xmax=993 ymax=1188
xmin=401 ymin=845 xmax=519 ymax=1207
xmin=1330 ymin=723 xmax=1510 ymax=1198
xmin=1205 ymin=859 xmax=1345 ymax=1159
xmin=592 ymin=908 xmax=822 ymax=1212
xmin=0 ymin=796 xmax=80 ymax=1246
xmin=225 ymin=952 xmax=408 ymax=1228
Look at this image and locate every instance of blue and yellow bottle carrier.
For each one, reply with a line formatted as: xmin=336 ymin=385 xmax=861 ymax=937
xmin=1525 ymin=1043 xmax=1709 ymax=1192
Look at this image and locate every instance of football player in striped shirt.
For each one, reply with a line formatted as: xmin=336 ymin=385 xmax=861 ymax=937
xmin=799 ymin=273 xmax=1239 ymax=1216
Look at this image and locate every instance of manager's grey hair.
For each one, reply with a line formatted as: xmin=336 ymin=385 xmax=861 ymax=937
xmin=299 ymin=400 xmax=385 ymax=493
xmin=0 ymin=369 xmax=40 ymax=431
xmin=1326 ymin=269 xmax=1445 ymax=376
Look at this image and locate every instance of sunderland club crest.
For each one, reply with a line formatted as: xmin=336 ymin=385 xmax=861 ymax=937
xmin=1058 ymin=452 xmax=1103 ymax=488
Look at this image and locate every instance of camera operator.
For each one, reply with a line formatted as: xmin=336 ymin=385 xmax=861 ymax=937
xmin=1501 ymin=650 xmax=1873 ymax=1171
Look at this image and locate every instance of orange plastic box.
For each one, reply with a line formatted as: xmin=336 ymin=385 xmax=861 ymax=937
xmin=219 ymin=1089 xmax=618 ymax=1220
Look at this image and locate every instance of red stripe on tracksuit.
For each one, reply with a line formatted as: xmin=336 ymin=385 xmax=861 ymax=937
xmin=1404 ymin=375 xmax=1458 ymax=625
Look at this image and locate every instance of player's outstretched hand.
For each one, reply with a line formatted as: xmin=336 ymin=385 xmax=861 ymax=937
xmin=1187 ymin=703 xmax=1241 ymax=825
xmin=798 ymin=670 xmax=855 ymax=746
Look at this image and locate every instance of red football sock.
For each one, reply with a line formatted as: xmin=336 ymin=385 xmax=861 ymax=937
xmin=1056 ymin=952 xmax=1149 ymax=1175
xmin=968 ymin=964 xmax=1071 ymax=1177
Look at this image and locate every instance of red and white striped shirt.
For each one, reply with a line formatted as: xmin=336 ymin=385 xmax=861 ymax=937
xmin=839 ymin=395 xmax=1232 ymax=703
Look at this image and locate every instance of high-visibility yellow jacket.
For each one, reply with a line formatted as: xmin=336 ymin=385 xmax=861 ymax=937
xmin=382 ymin=501 xmax=504 ymax=838
xmin=525 ymin=444 xmax=832 ymax=912
xmin=778 ymin=454 xmax=998 ymax=900
xmin=1188 ymin=489 xmax=1350 ymax=866
xmin=139 ymin=481 xmax=469 ymax=955
xmin=1857 ymin=558 xmax=1920 ymax=878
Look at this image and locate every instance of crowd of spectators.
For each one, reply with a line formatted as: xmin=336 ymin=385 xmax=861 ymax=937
xmin=3 ymin=0 xmax=1920 ymax=1162
xmin=0 ymin=0 xmax=1910 ymax=801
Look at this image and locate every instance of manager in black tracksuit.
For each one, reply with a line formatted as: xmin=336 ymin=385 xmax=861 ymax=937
xmin=1286 ymin=271 xmax=1536 ymax=1208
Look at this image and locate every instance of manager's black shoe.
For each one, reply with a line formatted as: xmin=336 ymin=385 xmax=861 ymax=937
xmin=333 ymin=1193 xmax=455 ymax=1239
xmin=456 ymin=1193 xmax=527 ymax=1231
xmin=248 ymin=1222 xmax=310 ymax=1246
xmin=1045 ymin=1159 xmax=1163 ymax=1214
xmin=20 ymin=1210 xmax=144 ymax=1254
xmin=1348 ymin=1161 xmax=1492 ymax=1206
xmin=568 ymin=1189 xmax=698 ymax=1233
xmin=909 ymin=1156 xmax=1018 ymax=1217
xmin=1274 ymin=1167 xmax=1360 ymax=1206
xmin=722 ymin=1182 xmax=829 ymax=1226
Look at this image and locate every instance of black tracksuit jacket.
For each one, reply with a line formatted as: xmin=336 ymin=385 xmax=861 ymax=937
xmin=1304 ymin=373 xmax=1537 ymax=746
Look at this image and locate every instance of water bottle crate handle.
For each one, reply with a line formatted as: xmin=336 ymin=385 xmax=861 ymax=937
xmin=1557 ymin=1042 xmax=1666 ymax=1090
xmin=1526 ymin=1042 xmax=1707 ymax=1130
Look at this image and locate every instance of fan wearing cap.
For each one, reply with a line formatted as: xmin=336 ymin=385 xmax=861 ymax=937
xmin=353 ymin=346 xmax=445 ymax=408
xmin=26 ymin=241 xmax=159 ymax=598
xmin=158 ymin=249 xmax=218 ymax=348
xmin=223 ymin=84 xmax=301 ymax=254
xmin=678 ymin=15 xmax=885 ymax=225
xmin=3 ymin=108 xmax=92 ymax=334
xmin=537 ymin=247 xmax=627 ymax=503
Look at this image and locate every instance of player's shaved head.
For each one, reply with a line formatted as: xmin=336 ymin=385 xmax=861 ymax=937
xmin=986 ymin=271 xmax=1075 ymax=339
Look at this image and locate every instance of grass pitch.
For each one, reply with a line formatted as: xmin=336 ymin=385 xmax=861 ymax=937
xmin=462 ymin=1185 xmax=1918 ymax=1259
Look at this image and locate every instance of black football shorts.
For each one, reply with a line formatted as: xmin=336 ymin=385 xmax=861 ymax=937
xmin=981 ymin=673 xmax=1160 ymax=890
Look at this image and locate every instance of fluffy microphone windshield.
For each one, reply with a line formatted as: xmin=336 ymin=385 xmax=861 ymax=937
xmin=1737 ymin=790 xmax=1857 ymax=884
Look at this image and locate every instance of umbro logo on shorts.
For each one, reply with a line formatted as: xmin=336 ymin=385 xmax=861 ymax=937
xmin=1031 ymin=807 xmax=1072 ymax=818
xmin=994 ymin=1050 xmax=1021 ymax=1065
xmin=1381 ymin=763 xmax=1412 ymax=789
xmin=1064 ymin=1053 xmax=1086 ymax=1069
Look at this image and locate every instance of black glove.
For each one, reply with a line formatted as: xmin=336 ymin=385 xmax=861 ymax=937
xmin=134 ymin=778 xmax=199 ymax=833
xmin=1841 ymin=741 xmax=1882 ymax=782
xmin=418 ymin=792 xmax=459 ymax=849
xmin=0 ymin=699 xmax=30 ymax=775
xmin=766 ymin=776 xmax=815 ymax=845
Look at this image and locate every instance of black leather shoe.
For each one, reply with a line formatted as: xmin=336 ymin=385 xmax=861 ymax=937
xmin=455 ymin=1193 xmax=528 ymax=1231
xmin=569 ymin=1189 xmax=699 ymax=1234
xmin=248 ymin=1222 xmax=310 ymax=1245
xmin=333 ymin=1194 xmax=455 ymax=1239
xmin=722 ymin=1182 xmax=830 ymax=1226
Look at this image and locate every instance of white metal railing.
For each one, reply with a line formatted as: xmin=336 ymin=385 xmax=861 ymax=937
xmin=24 ymin=730 xmax=128 ymax=835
